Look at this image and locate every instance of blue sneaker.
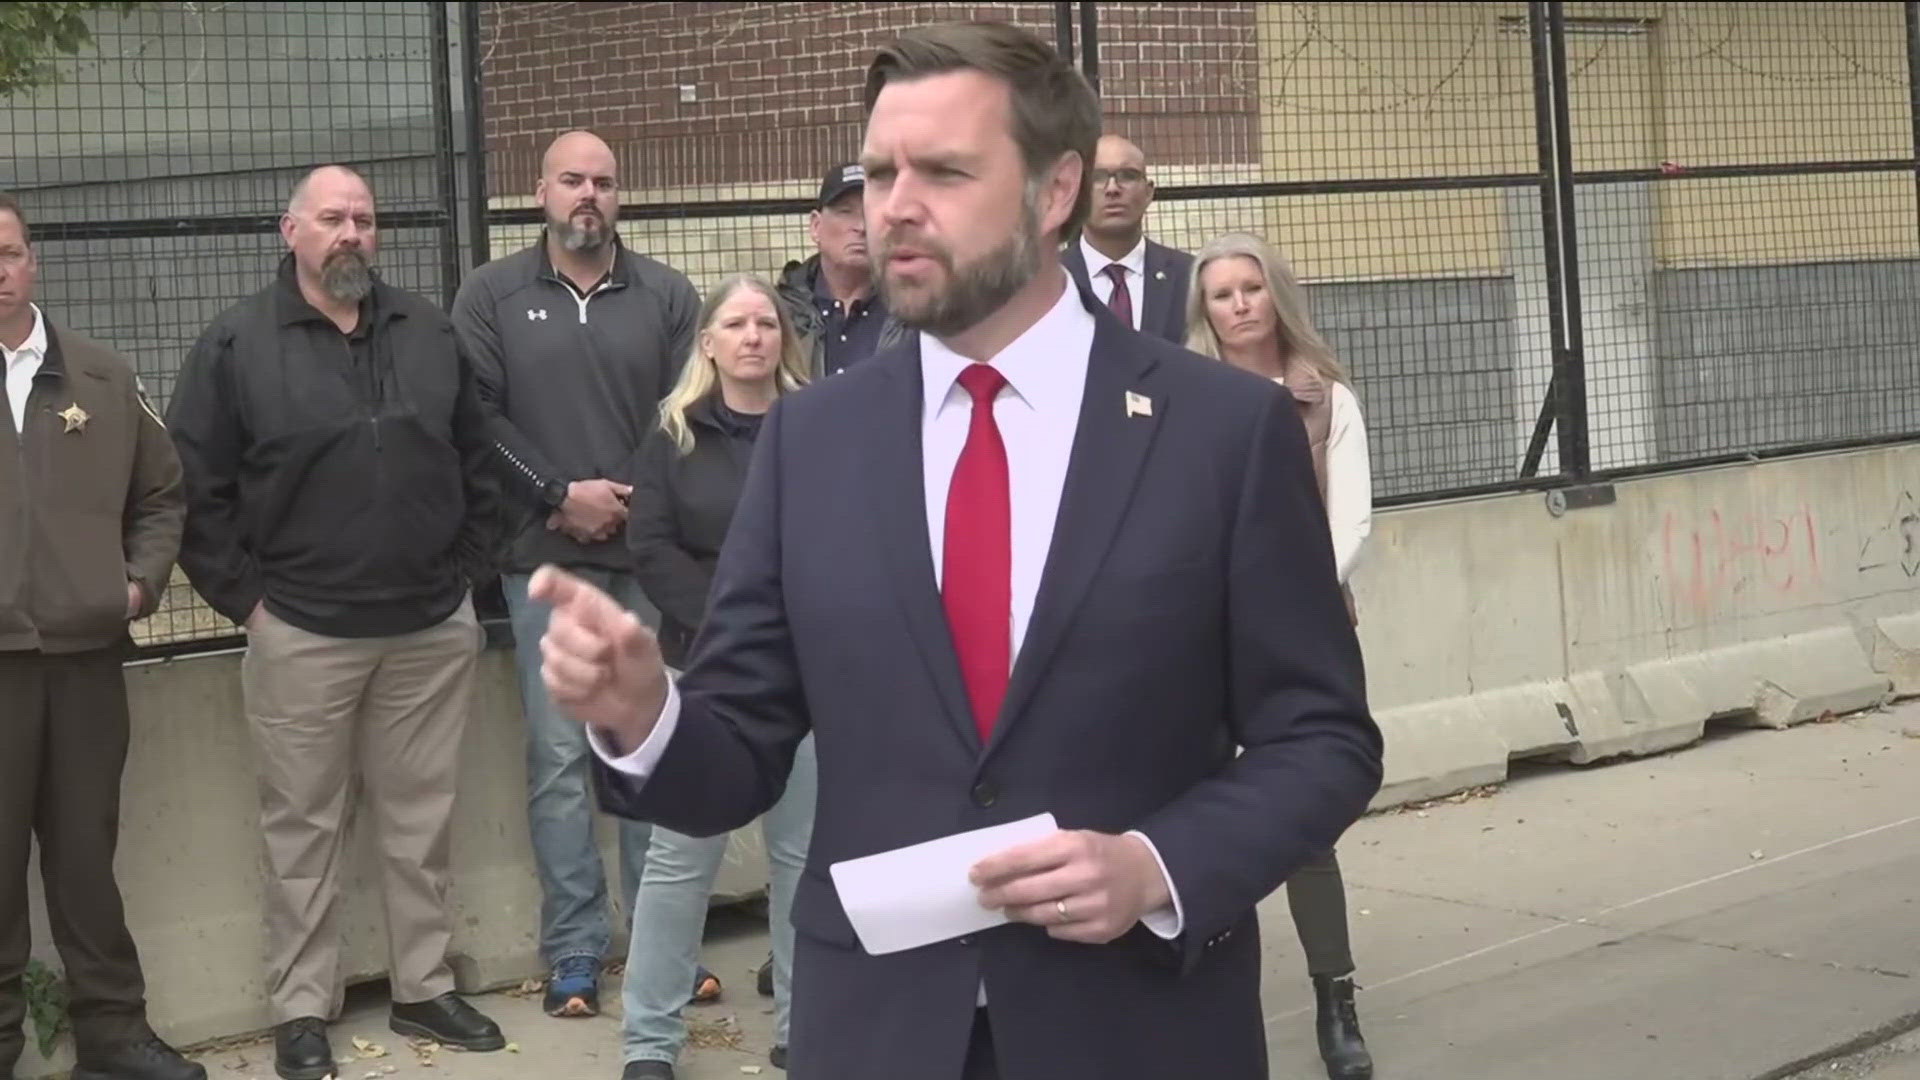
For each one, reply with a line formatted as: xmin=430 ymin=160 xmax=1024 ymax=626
xmin=544 ymin=956 xmax=601 ymax=1017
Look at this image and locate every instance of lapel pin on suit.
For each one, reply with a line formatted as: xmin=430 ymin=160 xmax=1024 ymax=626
xmin=1125 ymin=390 xmax=1153 ymax=419
xmin=1153 ymin=270 xmax=1166 ymax=281
xmin=58 ymin=403 xmax=90 ymax=434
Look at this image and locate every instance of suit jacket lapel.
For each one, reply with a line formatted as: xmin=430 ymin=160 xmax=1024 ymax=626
xmin=1142 ymin=241 xmax=1181 ymax=342
xmin=990 ymin=306 xmax=1162 ymax=753
xmin=869 ymin=347 xmax=981 ymax=753
xmin=1061 ymin=242 xmax=1093 ymax=299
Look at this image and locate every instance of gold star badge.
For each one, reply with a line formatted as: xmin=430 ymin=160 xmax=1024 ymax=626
xmin=58 ymin=403 xmax=89 ymax=433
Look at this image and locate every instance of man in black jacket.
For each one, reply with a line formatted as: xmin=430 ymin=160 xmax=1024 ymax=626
xmin=167 ymin=165 xmax=506 ymax=1080
xmin=449 ymin=129 xmax=703 ymax=1020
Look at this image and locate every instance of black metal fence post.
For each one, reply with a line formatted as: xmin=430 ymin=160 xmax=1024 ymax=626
xmin=1544 ymin=0 xmax=1591 ymax=479
xmin=1907 ymin=1 xmax=1920 ymax=252
xmin=1055 ymin=1 xmax=1076 ymax=64
xmin=1079 ymin=2 xmax=1100 ymax=93
xmin=1521 ymin=0 xmax=1567 ymax=479
xmin=428 ymin=2 xmax=460 ymax=308
xmin=460 ymin=0 xmax=490 ymax=270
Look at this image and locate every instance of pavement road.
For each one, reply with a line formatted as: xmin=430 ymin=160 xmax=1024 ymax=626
xmin=183 ymin=702 xmax=1920 ymax=1080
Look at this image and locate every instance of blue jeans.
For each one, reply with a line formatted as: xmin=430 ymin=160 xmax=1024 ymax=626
xmin=622 ymin=735 xmax=816 ymax=1062
xmin=504 ymin=570 xmax=659 ymax=968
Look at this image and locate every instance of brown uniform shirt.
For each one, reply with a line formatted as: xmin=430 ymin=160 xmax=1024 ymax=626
xmin=0 ymin=319 xmax=184 ymax=653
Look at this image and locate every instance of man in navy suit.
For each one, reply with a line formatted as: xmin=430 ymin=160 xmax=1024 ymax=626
xmin=1061 ymin=133 xmax=1195 ymax=344
xmin=534 ymin=20 xmax=1381 ymax=1080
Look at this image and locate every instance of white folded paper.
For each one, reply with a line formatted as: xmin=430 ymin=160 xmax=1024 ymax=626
xmin=829 ymin=813 xmax=1058 ymax=956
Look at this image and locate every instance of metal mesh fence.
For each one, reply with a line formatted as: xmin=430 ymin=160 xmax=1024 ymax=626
xmin=1 ymin=1 xmax=458 ymax=649
xmin=1556 ymin=1 xmax=1920 ymax=473
xmin=7 ymin=0 xmax=1920 ymax=654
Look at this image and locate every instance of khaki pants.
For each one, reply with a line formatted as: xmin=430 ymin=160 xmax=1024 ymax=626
xmin=241 ymin=598 xmax=480 ymax=1022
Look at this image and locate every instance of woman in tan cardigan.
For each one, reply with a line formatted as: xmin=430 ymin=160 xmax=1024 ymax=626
xmin=1186 ymin=231 xmax=1376 ymax=1080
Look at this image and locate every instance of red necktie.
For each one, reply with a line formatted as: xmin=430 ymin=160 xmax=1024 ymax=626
xmin=943 ymin=364 xmax=1012 ymax=743
xmin=1103 ymin=263 xmax=1134 ymax=329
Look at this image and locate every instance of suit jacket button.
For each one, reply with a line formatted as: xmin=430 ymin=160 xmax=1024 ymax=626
xmin=971 ymin=781 xmax=999 ymax=808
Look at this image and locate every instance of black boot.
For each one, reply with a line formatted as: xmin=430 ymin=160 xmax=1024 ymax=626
xmin=272 ymin=1018 xmax=334 ymax=1080
xmin=1313 ymin=974 xmax=1373 ymax=1080
xmin=72 ymin=1032 xmax=207 ymax=1080
xmin=390 ymin=992 xmax=506 ymax=1052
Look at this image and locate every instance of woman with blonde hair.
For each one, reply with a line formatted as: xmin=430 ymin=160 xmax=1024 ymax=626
xmin=616 ymin=273 xmax=816 ymax=1080
xmin=1186 ymin=232 xmax=1376 ymax=1080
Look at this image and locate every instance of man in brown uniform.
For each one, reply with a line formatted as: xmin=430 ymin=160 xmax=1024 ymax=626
xmin=0 ymin=192 xmax=202 ymax=1080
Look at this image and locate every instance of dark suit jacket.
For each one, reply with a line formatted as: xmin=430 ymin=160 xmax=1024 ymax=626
xmin=1063 ymin=237 xmax=1196 ymax=345
xmin=594 ymin=286 xmax=1382 ymax=1080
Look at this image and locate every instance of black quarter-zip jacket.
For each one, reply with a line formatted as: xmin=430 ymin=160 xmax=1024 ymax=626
xmin=166 ymin=255 xmax=500 ymax=638
xmin=451 ymin=235 xmax=701 ymax=573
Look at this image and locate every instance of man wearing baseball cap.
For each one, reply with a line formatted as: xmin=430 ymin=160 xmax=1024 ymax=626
xmin=775 ymin=162 xmax=903 ymax=378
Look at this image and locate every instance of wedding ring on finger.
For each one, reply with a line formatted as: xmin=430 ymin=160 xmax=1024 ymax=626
xmin=1055 ymin=898 xmax=1072 ymax=923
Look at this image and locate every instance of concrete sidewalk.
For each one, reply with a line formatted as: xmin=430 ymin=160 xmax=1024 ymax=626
xmin=181 ymin=700 xmax=1920 ymax=1080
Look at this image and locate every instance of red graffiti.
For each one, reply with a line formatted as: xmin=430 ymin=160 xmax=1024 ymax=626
xmin=1660 ymin=507 xmax=1820 ymax=616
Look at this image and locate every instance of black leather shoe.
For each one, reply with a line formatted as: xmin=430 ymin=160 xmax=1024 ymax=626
xmin=72 ymin=1032 xmax=207 ymax=1080
xmin=390 ymin=992 xmax=506 ymax=1051
xmin=272 ymin=1018 xmax=334 ymax=1080
xmin=756 ymin=952 xmax=774 ymax=997
xmin=770 ymin=1043 xmax=788 ymax=1070
xmin=1313 ymin=974 xmax=1374 ymax=1080
xmin=621 ymin=1060 xmax=675 ymax=1079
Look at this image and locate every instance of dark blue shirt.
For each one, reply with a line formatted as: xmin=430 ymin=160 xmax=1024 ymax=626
xmin=813 ymin=277 xmax=889 ymax=375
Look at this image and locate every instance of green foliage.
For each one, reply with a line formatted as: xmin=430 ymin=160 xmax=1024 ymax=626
xmin=23 ymin=958 xmax=69 ymax=1058
xmin=0 ymin=2 xmax=145 ymax=98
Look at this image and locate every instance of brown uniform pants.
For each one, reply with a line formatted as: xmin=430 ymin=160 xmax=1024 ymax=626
xmin=0 ymin=647 xmax=151 ymax=1076
xmin=240 ymin=598 xmax=479 ymax=1023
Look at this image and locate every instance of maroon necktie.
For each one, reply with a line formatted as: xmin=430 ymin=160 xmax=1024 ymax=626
xmin=1103 ymin=263 xmax=1134 ymax=329
xmin=943 ymin=364 xmax=1012 ymax=743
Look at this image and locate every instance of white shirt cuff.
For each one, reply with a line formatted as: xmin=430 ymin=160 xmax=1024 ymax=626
xmin=1126 ymin=830 xmax=1185 ymax=939
xmin=587 ymin=677 xmax=682 ymax=778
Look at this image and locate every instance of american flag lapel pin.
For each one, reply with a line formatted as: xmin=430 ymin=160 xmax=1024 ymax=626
xmin=1125 ymin=390 xmax=1153 ymax=418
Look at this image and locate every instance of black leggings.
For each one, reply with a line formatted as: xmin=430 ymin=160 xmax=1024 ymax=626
xmin=1286 ymin=848 xmax=1355 ymax=977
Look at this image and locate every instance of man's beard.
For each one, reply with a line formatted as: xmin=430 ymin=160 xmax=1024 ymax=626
xmin=877 ymin=195 xmax=1042 ymax=339
xmin=320 ymin=247 xmax=372 ymax=303
xmin=552 ymin=206 xmax=612 ymax=253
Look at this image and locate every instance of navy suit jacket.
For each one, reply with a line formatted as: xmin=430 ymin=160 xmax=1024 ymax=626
xmin=1063 ymin=236 xmax=1196 ymax=345
xmin=594 ymin=286 xmax=1382 ymax=1080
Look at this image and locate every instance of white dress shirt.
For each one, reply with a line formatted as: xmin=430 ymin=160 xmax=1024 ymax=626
xmin=1276 ymin=377 xmax=1373 ymax=584
xmin=3 ymin=303 xmax=47 ymax=435
xmin=592 ymin=284 xmax=1186 ymax=984
xmin=1079 ymin=235 xmax=1146 ymax=332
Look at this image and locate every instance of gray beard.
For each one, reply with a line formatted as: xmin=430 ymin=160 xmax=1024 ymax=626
xmin=553 ymin=213 xmax=610 ymax=253
xmin=320 ymin=249 xmax=372 ymax=304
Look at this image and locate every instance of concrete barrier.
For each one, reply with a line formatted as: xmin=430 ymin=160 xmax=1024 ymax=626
xmin=21 ymin=442 xmax=1920 ymax=1075
xmin=20 ymin=648 xmax=769 ymax=1079
xmin=1361 ymin=443 xmax=1915 ymax=807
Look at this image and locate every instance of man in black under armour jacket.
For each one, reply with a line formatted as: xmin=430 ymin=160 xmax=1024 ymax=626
xmin=166 ymin=164 xmax=506 ymax=1080
xmin=449 ymin=130 xmax=702 ymax=1020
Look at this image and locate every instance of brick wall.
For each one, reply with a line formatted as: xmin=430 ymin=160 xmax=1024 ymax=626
xmin=478 ymin=1 xmax=1259 ymax=199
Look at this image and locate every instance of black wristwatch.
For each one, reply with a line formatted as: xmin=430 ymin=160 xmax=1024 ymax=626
xmin=540 ymin=477 xmax=569 ymax=510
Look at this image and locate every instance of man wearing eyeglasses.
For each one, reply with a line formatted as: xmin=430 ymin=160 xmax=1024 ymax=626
xmin=1061 ymin=134 xmax=1194 ymax=344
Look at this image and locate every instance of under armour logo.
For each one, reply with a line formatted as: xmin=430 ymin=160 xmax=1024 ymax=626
xmin=527 ymin=309 xmax=548 ymax=321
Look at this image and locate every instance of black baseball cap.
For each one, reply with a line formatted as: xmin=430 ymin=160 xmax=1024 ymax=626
xmin=817 ymin=162 xmax=865 ymax=208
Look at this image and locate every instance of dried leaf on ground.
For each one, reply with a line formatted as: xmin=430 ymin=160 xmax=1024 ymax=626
xmin=687 ymin=1015 xmax=745 ymax=1052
